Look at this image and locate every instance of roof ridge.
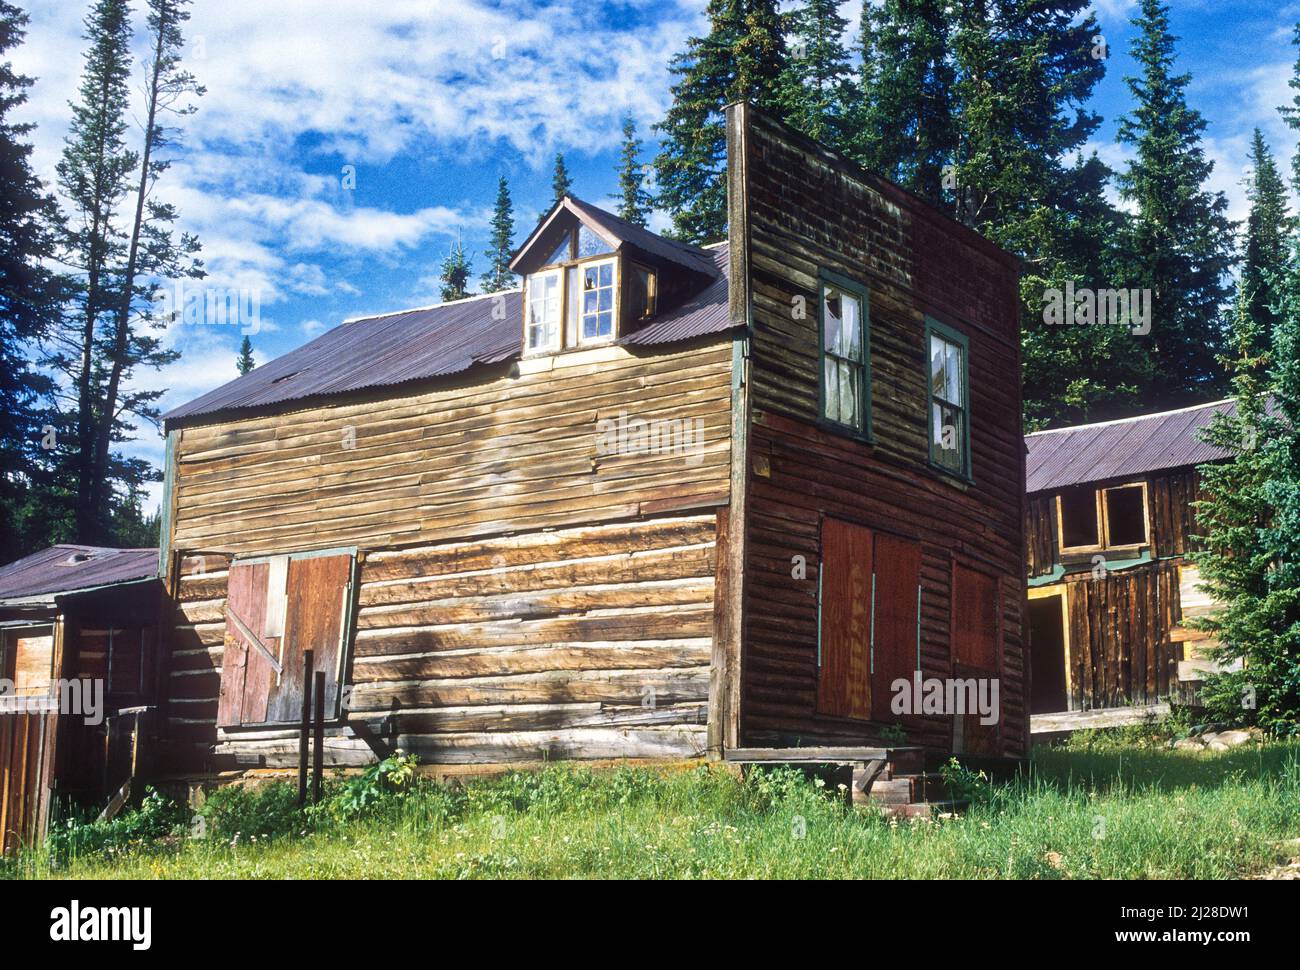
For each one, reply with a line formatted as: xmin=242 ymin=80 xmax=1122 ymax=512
xmin=1025 ymin=397 xmax=1233 ymax=437
xmin=343 ymin=287 xmax=522 ymax=325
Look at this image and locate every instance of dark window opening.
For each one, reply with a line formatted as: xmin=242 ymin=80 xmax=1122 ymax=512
xmin=1059 ymin=486 xmax=1099 ymax=549
xmin=1104 ymin=486 xmax=1147 ymax=546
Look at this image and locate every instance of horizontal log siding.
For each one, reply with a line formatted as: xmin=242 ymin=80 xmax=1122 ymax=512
xmin=161 ymin=516 xmax=717 ymax=770
xmin=734 ymin=106 xmax=1027 ymax=757
xmin=169 ymin=339 xmax=733 ymax=556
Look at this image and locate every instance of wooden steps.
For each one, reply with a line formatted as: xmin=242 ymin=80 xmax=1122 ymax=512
xmin=723 ymin=746 xmax=960 ymax=818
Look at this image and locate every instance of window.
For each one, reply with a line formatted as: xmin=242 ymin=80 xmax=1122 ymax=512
xmin=218 ymin=549 xmax=355 ymax=728
xmin=1056 ymin=482 xmax=1149 ymax=553
xmin=1058 ymin=485 xmax=1100 ymax=550
xmin=0 ymin=626 xmax=54 ymax=699
xmin=1103 ymin=484 xmax=1148 ymax=547
xmin=819 ymin=270 xmax=869 ymax=433
xmin=926 ymin=319 xmax=970 ymax=478
xmin=526 ymin=269 xmax=562 ymax=353
xmin=579 ymin=258 xmax=616 ymax=343
xmin=627 ymin=265 xmax=657 ymax=322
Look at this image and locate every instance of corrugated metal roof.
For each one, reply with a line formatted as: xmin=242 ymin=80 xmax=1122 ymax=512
xmin=1025 ymin=399 xmax=1238 ymax=493
xmin=0 ymin=545 xmax=159 ymax=603
xmin=164 ymin=237 xmax=734 ymax=426
xmin=564 ymin=196 xmax=720 ymax=279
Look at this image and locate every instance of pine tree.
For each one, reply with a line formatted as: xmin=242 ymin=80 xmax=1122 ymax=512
xmin=614 ymin=117 xmax=651 ymax=227
xmin=1278 ymin=22 xmax=1300 ymax=194
xmin=653 ymin=0 xmax=785 ymax=244
xmin=778 ymin=0 xmax=852 ymax=147
xmin=1193 ymin=240 xmax=1300 ymax=733
xmin=551 ymin=153 xmax=572 ymax=204
xmin=1116 ymin=0 xmax=1235 ymax=409
xmin=439 ymin=239 xmax=471 ymax=302
xmin=480 ymin=176 xmax=515 ymax=292
xmin=848 ymin=0 xmax=955 ymax=202
xmin=0 ymin=1 xmax=63 ymax=561
xmin=1238 ymin=129 xmax=1290 ymax=356
xmin=50 ymin=0 xmax=138 ymax=544
xmin=236 ymin=335 xmax=254 ymax=375
xmin=91 ymin=0 xmax=202 ymax=540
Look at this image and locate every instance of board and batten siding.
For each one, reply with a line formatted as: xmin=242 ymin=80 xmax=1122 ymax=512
xmin=159 ymin=337 xmax=735 ymax=769
xmin=728 ymin=104 xmax=1028 ymax=758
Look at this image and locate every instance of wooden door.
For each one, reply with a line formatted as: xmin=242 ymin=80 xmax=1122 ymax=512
xmin=268 ymin=553 xmax=353 ymax=723
xmin=871 ymin=533 xmax=923 ymax=721
xmin=951 ymin=562 xmax=1001 ymax=754
xmin=817 ymin=517 xmax=873 ymax=719
xmin=217 ymin=559 xmax=278 ymax=728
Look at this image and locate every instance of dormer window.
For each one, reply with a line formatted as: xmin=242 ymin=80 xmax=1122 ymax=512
xmin=511 ymin=197 xmax=717 ymax=358
xmin=524 ymin=233 xmax=621 ymax=354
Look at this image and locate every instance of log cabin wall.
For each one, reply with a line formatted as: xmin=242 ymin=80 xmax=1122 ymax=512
xmin=1026 ymin=467 xmax=1206 ymax=712
xmin=728 ymin=104 xmax=1028 ymax=758
xmin=159 ymin=337 xmax=735 ymax=771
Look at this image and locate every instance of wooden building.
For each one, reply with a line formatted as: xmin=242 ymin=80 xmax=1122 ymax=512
xmin=151 ymin=103 xmax=1026 ymax=781
xmin=1024 ymin=400 xmax=1234 ymax=717
xmin=0 ymin=545 xmax=162 ymax=852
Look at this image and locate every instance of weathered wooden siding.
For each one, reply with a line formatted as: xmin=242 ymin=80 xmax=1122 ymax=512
xmin=0 ymin=705 xmax=58 ymax=855
xmin=730 ymin=104 xmax=1027 ymax=758
xmin=168 ymin=338 xmax=733 ymax=557
xmin=1060 ymin=560 xmax=1191 ymax=709
xmin=162 ymin=514 xmax=718 ymax=770
xmin=1026 ymin=494 xmax=1056 ymax=578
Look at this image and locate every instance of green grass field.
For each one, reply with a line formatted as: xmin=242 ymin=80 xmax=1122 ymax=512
xmin=6 ymin=737 xmax=1300 ymax=880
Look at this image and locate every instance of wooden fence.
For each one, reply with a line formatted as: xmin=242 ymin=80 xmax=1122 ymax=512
xmin=0 ymin=701 xmax=60 ymax=855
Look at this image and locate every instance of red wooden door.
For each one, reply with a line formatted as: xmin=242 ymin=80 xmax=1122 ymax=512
xmin=871 ymin=533 xmax=923 ymax=721
xmin=817 ymin=517 xmax=873 ymax=719
xmin=217 ymin=560 xmax=278 ymax=728
xmin=951 ymin=562 xmax=1001 ymax=754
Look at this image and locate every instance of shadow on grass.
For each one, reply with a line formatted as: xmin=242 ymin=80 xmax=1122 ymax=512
xmin=1027 ymin=740 xmax=1300 ymax=795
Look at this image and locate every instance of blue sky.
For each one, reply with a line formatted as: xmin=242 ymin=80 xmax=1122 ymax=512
xmin=10 ymin=0 xmax=1300 ymax=511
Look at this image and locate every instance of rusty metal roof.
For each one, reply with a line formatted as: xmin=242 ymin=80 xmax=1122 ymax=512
xmin=164 ymin=236 xmax=733 ymax=426
xmin=1025 ymin=399 xmax=1238 ymax=493
xmin=0 ymin=545 xmax=159 ymax=604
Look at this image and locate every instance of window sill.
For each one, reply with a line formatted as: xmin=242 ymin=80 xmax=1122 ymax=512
xmin=927 ymin=459 xmax=974 ymax=487
xmin=814 ymin=416 xmax=874 ymax=446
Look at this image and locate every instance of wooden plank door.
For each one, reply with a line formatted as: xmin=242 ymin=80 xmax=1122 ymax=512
xmin=217 ymin=560 xmax=277 ymax=728
xmin=951 ymin=562 xmax=1001 ymax=754
xmin=269 ymin=553 xmax=353 ymax=723
xmin=817 ymin=517 xmax=873 ymax=719
xmin=871 ymin=533 xmax=923 ymax=721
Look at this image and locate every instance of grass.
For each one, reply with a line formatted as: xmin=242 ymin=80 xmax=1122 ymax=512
xmin=5 ymin=739 xmax=1299 ymax=880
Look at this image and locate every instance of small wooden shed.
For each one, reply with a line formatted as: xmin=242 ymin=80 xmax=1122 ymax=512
xmin=0 ymin=545 xmax=162 ymax=852
xmin=1024 ymin=400 xmax=1236 ymax=720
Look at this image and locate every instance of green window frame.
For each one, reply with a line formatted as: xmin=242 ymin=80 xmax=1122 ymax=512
xmin=817 ymin=268 xmax=871 ymax=437
xmin=925 ymin=316 xmax=971 ymax=481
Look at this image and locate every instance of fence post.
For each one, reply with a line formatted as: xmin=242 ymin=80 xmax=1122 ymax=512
xmin=312 ymin=670 xmax=326 ymax=804
xmin=298 ymin=649 xmax=313 ymax=806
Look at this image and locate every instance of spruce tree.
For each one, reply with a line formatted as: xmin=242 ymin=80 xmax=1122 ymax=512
xmin=236 ymin=335 xmax=254 ymax=375
xmin=51 ymin=0 xmax=138 ymax=544
xmin=654 ymin=0 xmax=785 ymax=243
xmin=480 ymin=176 xmax=515 ymax=292
xmin=1239 ymin=129 xmax=1290 ymax=356
xmin=614 ymin=117 xmax=651 ymax=227
xmin=0 ymin=1 xmax=62 ymax=561
xmin=778 ymin=0 xmax=853 ymax=147
xmin=849 ymin=0 xmax=955 ymax=202
xmin=1116 ymin=0 xmax=1235 ymax=409
xmin=1193 ymin=241 xmax=1300 ymax=733
xmin=440 ymin=240 xmax=471 ymax=302
xmin=1278 ymin=22 xmax=1300 ymax=193
xmin=551 ymin=152 xmax=572 ymax=204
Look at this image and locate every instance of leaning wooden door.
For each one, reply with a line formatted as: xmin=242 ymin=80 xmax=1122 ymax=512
xmin=817 ymin=517 xmax=873 ymax=719
xmin=217 ymin=559 xmax=278 ymax=728
xmin=267 ymin=552 xmax=354 ymax=723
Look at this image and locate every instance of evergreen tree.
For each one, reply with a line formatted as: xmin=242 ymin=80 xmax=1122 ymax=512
xmin=778 ymin=0 xmax=852 ymax=147
xmin=551 ymin=152 xmax=572 ymax=204
xmin=439 ymin=239 xmax=472 ymax=302
xmin=1278 ymin=22 xmax=1300 ymax=194
xmin=480 ymin=175 xmax=515 ymax=292
xmin=0 ymin=1 xmax=62 ymax=561
xmin=236 ymin=335 xmax=254 ymax=375
xmin=49 ymin=0 xmax=138 ymax=544
xmin=1193 ymin=241 xmax=1300 ymax=733
xmin=849 ymin=0 xmax=955 ymax=201
xmin=1238 ymin=129 xmax=1290 ymax=356
xmin=614 ymin=116 xmax=651 ymax=227
xmin=653 ymin=0 xmax=785 ymax=243
xmin=1116 ymin=0 xmax=1235 ymax=409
